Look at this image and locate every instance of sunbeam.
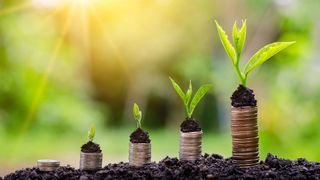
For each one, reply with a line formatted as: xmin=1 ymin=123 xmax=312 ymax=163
xmin=89 ymin=5 xmax=130 ymax=77
xmin=19 ymin=0 xmax=76 ymax=135
xmin=0 ymin=2 xmax=32 ymax=16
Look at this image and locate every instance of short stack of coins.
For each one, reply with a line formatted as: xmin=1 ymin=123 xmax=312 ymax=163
xmin=231 ymin=106 xmax=259 ymax=168
xmin=37 ymin=160 xmax=60 ymax=171
xmin=179 ymin=131 xmax=202 ymax=161
xmin=79 ymin=152 xmax=103 ymax=170
xmin=129 ymin=142 xmax=151 ymax=166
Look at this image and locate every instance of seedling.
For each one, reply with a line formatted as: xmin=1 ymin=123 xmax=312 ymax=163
xmin=88 ymin=123 xmax=96 ymax=142
xmin=129 ymin=103 xmax=151 ymax=166
xmin=215 ymin=20 xmax=295 ymax=168
xmin=80 ymin=123 xmax=102 ymax=170
xmin=169 ymin=77 xmax=211 ymax=118
xmin=215 ymin=20 xmax=295 ymax=86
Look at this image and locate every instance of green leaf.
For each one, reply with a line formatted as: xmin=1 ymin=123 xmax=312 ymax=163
xmin=185 ymin=80 xmax=192 ymax=106
xmin=244 ymin=41 xmax=295 ymax=75
xmin=236 ymin=20 xmax=246 ymax=55
xmin=88 ymin=123 xmax=96 ymax=141
xmin=188 ymin=84 xmax=212 ymax=117
xmin=232 ymin=20 xmax=246 ymax=56
xmin=215 ymin=20 xmax=237 ymax=65
xmin=133 ymin=103 xmax=142 ymax=128
xmin=169 ymin=77 xmax=186 ymax=103
xmin=232 ymin=21 xmax=239 ymax=51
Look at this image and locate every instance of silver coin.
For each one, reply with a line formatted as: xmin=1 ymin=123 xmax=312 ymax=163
xmin=37 ymin=160 xmax=60 ymax=171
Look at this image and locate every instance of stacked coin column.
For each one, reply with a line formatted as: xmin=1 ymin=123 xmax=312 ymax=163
xmin=129 ymin=142 xmax=151 ymax=166
xmin=179 ymin=131 xmax=202 ymax=161
xmin=80 ymin=152 xmax=103 ymax=170
xmin=231 ymin=106 xmax=259 ymax=168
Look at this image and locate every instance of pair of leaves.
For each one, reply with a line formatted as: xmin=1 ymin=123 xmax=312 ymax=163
xmin=133 ymin=103 xmax=142 ymax=128
xmin=169 ymin=77 xmax=212 ymax=118
xmin=215 ymin=20 xmax=295 ymax=86
xmin=232 ymin=20 xmax=246 ymax=56
xmin=88 ymin=123 xmax=96 ymax=141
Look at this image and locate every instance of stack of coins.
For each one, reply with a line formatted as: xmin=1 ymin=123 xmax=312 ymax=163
xmin=129 ymin=142 xmax=151 ymax=166
xmin=179 ymin=131 xmax=202 ymax=161
xmin=231 ymin=106 xmax=259 ymax=168
xmin=37 ymin=160 xmax=60 ymax=171
xmin=79 ymin=152 xmax=103 ymax=170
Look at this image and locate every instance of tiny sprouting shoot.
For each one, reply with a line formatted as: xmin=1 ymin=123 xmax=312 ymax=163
xmin=169 ymin=77 xmax=212 ymax=118
xmin=88 ymin=123 xmax=96 ymax=142
xmin=215 ymin=20 xmax=295 ymax=86
xmin=133 ymin=103 xmax=142 ymax=128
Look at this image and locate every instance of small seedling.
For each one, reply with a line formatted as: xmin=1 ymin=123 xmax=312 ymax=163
xmin=169 ymin=77 xmax=211 ymax=118
xmin=215 ymin=20 xmax=295 ymax=86
xmin=133 ymin=103 xmax=142 ymax=128
xmin=88 ymin=123 xmax=96 ymax=142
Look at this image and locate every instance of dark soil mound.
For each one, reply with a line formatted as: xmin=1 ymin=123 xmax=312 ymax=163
xmin=81 ymin=141 xmax=102 ymax=153
xmin=180 ymin=118 xmax=201 ymax=132
xmin=231 ymin=84 xmax=257 ymax=107
xmin=4 ymin=153 xmax=320 ymax=179
xmin=130 ymin=128 xmax=151 ymax=143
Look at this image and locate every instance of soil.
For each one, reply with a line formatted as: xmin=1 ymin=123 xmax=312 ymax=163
xmin=130 ymin=128 xmax=151 ymax=143
xmin=4 ymin=153 xmax=320 ymax=179
xmin=81 ymin=141 xmax=102 ymax=153
xmin=180 ymin=118 xmax=201 ymax=132
xmin=231 ymin=84 xmax=257 ymax=107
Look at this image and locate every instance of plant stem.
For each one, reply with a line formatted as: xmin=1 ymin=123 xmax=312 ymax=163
xmin=235 ymin=53 xmax=246 ymax=86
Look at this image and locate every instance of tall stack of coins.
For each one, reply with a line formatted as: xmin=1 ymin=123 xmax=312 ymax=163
xmin=37 ymin=160 xmax=60 ymax=171
xmin=79 ymin=152 xmax=103 ymax=170
xmin=129 ymin=142 xmax=151 ymax=166
xmin=231 ymin=106 xmax=259 ymax=168
xmin=179 ymin=131 xmax=202 ymax=161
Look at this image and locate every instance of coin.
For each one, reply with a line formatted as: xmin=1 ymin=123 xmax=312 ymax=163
xmin=37 ymin=159 xmax=60 ymax=171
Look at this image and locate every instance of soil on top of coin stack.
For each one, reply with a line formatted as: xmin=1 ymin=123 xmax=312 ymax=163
xmin=4 ymin=153 xmax=320 ymax=179
xmin=130 ymin=128 xmax=151 ymax=143
xmin=231 ymin=84 xmax=257 ymax=107
xmin=81 ymin=141 xmax=102 ymax=153
xmin=180 ymin=118 xmax=201 ymax=132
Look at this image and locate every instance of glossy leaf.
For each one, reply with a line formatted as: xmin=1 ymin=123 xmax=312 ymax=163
xmin=188 ymin=84 xmax=212 ymax=117
xmin=133 ymin=103 xmax=142 ymax=128
xmin=169 ymin=77 xmax=186 ymax=103
xmin=185 ymin=80 xmax=192 ymax=106
xmin=88 ymin=124 xmax=96 ymax=141
xmin=215 ymin=21 xmax=237 ymax=65
xmin=244 ymin=42 xmax=295 ymax=75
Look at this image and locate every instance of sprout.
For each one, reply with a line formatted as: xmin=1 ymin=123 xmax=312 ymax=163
xmin=88 ymin=124 xmax=96 ymax=142
xmin=169 ymin=77 xmax=212 ymax=118
xmin=215 ymin=20 xmax=295 ymax=86
xmin=133 ymin=103 xmax=142 ymax=128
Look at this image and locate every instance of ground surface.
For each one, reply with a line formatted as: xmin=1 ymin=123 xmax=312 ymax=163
xmin=4 ymin=153 xmax=320 ymax=179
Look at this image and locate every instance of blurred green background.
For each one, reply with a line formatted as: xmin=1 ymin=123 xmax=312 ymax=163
xmin=1 ymin=0 xmax=320 ymax=175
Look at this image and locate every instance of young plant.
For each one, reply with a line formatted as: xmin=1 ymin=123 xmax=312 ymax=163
xmin=88 ymin=123 xmax=96 ymax=142
xmin=215 ymin=20 xmax=295 ymax=86
xmin=169 ymin=77 xmax=212 ymax=118
xmin=133 ymin=103 xmax=142 ymax=129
